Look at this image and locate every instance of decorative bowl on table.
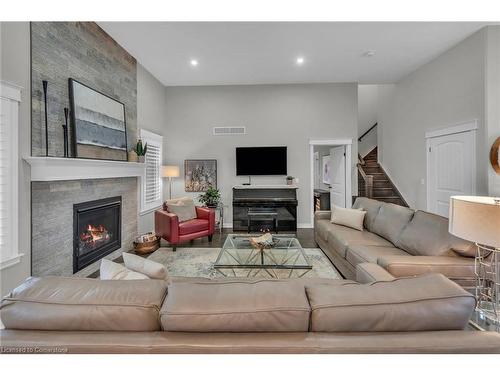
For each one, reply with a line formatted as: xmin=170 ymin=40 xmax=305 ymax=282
xmin=133 ymin=232 xmax=160 ymax=254
xmin=249 ymin=232 xmax=279 ymax=250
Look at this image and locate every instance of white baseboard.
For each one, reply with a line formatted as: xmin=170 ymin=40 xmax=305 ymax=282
xmin=297 ymin=223 xmax=313 ymax=229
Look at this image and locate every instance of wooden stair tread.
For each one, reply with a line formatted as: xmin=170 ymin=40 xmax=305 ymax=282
xmin=358 ymin=147 xmax=408 ymax=207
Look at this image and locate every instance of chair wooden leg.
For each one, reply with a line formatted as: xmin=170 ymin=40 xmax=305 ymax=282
xmin=172 ymin=246 xmax=177 ymax=252
xmin=208 ymin=235 xmax=213 ymax=242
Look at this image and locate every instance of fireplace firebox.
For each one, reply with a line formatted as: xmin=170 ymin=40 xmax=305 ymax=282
xmin=73 ymin=196 xmax=122 ymax=273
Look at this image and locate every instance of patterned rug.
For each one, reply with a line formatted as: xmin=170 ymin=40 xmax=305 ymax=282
xmin=147 ymin=247 xmax=341 ymax=279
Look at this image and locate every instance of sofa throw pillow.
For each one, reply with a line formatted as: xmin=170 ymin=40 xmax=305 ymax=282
xmin=122 ymin=252 xmax=168 ymax=280
xmin=165 ymin=197 xmax=197 ymax=222
xmin=330 ymin=205 xmax=366 ymax=231
xmin=163 ymin=196 xmax=191 ymax=210
xmin=100 ymin=259 xmax=149 ymax=280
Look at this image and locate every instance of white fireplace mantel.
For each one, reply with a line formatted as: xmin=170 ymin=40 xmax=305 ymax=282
xmin=24 ymin=157 xmax=146 ymax=182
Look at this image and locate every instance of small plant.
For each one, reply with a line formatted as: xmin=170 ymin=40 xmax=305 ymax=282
xmin=198 ymin=186 xmax=221 ymax=207
xmin=286 ymin=176 xmax=294 ymax=181
xmin=135 ymin=139 xmax=148 ymax=156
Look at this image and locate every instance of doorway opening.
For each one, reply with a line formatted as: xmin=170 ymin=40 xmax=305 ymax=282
xmin=309 ymin=139 xmax=352 ymax=226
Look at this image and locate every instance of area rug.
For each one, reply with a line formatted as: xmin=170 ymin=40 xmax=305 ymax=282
xmin=147 ymin=247 xmax=342 ymax=279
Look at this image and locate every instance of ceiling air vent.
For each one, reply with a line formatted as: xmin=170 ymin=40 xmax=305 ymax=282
xmin=213 ymin=126 xmax=246 ymax=136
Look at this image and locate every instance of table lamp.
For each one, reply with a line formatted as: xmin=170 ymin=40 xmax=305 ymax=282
xmin=162 ymin=165 xmax=180 ymax=200
xmin=449 ymin=196 xmax=500 ymax=325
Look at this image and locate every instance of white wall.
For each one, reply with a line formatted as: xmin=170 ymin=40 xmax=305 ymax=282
xmin=357 ymin=85 xmax=378 ymax=157
xmin=377 ymin=29 xmax=488 ymax=209
xmin=485 ymin=26 xmax=500 ymax=196
xmin=0 ymin=22 xmax=31 ymax=297
xmin=162 ymin=83 xmax=358 ymax=227
xmin=136 ymin=64 xmax=169 ymax=234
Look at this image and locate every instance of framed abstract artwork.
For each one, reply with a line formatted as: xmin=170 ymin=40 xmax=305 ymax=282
xmin=184 ymin=159 xmax=217 ymax=192
xmin=322 ymin=155 xmax=331 ymax=184
xmin=69 ymin=78 xmax=128 ymax=161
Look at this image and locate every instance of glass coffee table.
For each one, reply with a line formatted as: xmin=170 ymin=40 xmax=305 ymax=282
xmin=214 ymin=234 xmax=312 ymax=279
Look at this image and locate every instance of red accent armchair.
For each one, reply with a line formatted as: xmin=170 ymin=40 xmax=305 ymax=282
xmin=155 ymin=206 xmax=215 ymax=251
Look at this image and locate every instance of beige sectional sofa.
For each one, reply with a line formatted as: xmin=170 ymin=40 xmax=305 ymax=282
xmin=1 ymin=274 xmax=500 ymax=353
xmin=315 ymin=197 xmax=478 ymax=288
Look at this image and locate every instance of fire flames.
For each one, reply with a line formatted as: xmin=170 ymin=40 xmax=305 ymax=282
xmin=80 ymin=224 xmax=111 ymax=247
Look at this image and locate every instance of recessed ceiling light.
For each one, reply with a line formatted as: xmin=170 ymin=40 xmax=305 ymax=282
xmin=363 ymin=50 xmax=376 ymax=57
xmin=190 ymin=59 xmax=199 ymax=67
xmin=296 ymin=56 xmax=305 ymax=65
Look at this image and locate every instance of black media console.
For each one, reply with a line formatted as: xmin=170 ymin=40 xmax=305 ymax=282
xmin=232 ymin=186 xmax=298 ymax=232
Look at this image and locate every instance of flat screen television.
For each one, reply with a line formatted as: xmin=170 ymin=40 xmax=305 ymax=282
xmin=236 ymin=146 xmax=287 ymax=176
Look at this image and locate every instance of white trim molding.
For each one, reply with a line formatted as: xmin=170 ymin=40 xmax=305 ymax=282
xmin=24 ymin=157 xmax=146 ymax=181
xmin=0 ymin=253 xmax=25 ymax=270
xmin=0 ymin=81 xmax=21 ymax=269
xmin=0 ymin=80 xmax=22 ymax=102
xmin=425 ymin=119 xmax=478 ymax=139
xmin=309 ymin=138 xmax=353 ymax=146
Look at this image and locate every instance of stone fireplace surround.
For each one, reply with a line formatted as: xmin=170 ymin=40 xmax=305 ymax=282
xmin=27 ymin=157 xmax=145 ymax=277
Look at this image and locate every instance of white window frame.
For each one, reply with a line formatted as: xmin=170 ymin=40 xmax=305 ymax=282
xmin=0 ymin=81 xmax=23 ymax=269
xmin=139 ymin=129 xmax=163 ymax=214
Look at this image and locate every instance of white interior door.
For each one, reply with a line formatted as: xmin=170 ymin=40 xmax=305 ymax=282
xmin=329 ymin=146 xmax=346 ymax=208
xmin=427 ymin=131 xmax=475 ymax=217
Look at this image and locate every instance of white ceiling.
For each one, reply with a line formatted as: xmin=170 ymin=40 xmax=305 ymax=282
xmin=98 ymin=22 xmax=490 ymax=87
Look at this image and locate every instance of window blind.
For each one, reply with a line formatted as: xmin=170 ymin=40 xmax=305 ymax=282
xmin=139 ymin=129 xmax=163 ymax=213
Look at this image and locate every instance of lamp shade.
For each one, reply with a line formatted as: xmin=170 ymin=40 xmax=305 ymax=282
xmin=449 ymin=196 xmax=500 ymax=248
xmin=162 ymin=165 xmax=180 ymax=178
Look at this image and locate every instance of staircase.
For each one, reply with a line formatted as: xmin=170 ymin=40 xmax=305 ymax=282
xmin=357 ymin=148 xmax=408 ymax=207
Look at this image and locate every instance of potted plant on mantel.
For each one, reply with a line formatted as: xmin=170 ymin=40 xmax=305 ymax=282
xmin=198 ymin=186 xmax=221 ymax=208
xmin=135 ymin=139 xmax=148 ymax=163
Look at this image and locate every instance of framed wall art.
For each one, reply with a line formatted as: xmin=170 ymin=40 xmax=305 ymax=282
xmin=69 ymin=78 xmax=128 ymax=161
xmin=322 ymin=155 xmax=331 ymax=185
xmin=184 ymin=159 xmax=217 ymax=192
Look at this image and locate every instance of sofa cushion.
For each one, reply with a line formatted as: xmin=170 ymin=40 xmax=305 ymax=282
xmin=346 ymin=245 xmax=409 ymax=268
xmin=0 ymin=277 xmax=168 ymax=331
xmin=355 ymin=263 xmax=395 ymax=284
xmin=160 ymin=280 xmax=311 ymax=332
xmin=326 ymin=224 xmax=394 ymax=259
xmin=371 ymin=203 xmax=414 ymax=244
xmin=315 ymin=219 xmax=333 ymax=242
xmin=100 ymin=259 xmax=150 ymax=280
xmin=178 ymin=218 xmax=209 ymax=235
xmin=352 ymin=197 xmax=383 ymax=231
xmin=122 ymin=252 xmax=168 ymax=280
xmin=165 ymin=197 xmax=197 ymax=222
xmin=395 ymin=210 xmax=475 ymax=257
xmin=330 ymin=205 xmax=366 ymax=231
xmin=377 ymin=255 xmax=476 ymax=282
xmin=306 ymin=273 xmax=475 ymax=332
